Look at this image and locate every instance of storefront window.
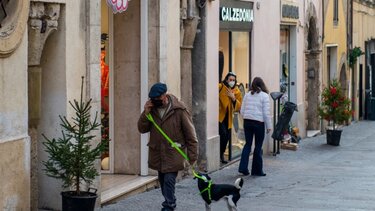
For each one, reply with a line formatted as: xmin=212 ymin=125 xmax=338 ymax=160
xmin=101 ymin=0 xmax=110 ymax=171
xmin=219 ymin=30 xmax=250 ymax=161
xmin=280 ymin=27 xmax=290 ymax=100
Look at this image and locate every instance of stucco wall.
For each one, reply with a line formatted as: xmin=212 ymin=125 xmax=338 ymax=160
xmin=112 ymin=0 xmax=141 ymax=174
xmin=295 ymin=0 xmax=308 ymax=137
xmin=323 ymin=0 xmax=348 ymax=86
xmin=0 ymin=31 xmax=30 ymax=211
xmin=165 ymin=0 xmax=181 ymax=98
xmin=38 ymin=0 xmax=90 ymax=209
xmin=353 ymin=1 xmax=375 ymax=61
xmin=205 ymin=0 xmax=220 ymax=171
xmin=252 ymin=0 xmax=280 ymax=152
xmin=206 ymin=0 xmax=220 ymax=139
xmin=352 ymin=1 xmax=375 ymax=119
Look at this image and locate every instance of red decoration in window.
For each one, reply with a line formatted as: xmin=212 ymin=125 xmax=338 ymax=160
xmin=101 ymin=50 xmax=109 ymax=112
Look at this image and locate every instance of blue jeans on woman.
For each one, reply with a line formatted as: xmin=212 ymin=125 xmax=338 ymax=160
xmin=238 ymin=119 xmax=265 ymax=175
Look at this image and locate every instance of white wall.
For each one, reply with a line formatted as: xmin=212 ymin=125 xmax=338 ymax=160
xmin=38 ymin=0 xmax=89 ymax=209
xmin=0 ymin=31 xmax=30 ymax=211
xmin=252 ymin=0 xmax=280 ymax=152
xmin=206 ymin=1 xmax=220 ymax=139
xmin=252 ymin=0 xmax=280 ymax=95
xmin=166 ymin=0 xmax=181 ymax=99
xmin=0 ymin=34 xmax=28 ymax=141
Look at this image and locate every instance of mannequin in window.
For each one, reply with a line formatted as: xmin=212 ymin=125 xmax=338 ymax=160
xmin=101 ymin=33 xmax=109 ymax=112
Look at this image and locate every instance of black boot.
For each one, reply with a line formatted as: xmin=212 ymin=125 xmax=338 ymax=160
xmin=220 ymin=155 xmax=228 ymax=164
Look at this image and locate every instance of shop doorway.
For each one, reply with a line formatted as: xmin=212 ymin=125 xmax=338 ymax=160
xmin=219 ymin=31 xmax=251 ymax=161
xmin=280 ymin=26 xmax=297 ymax=105
xmin=327 ymin=45 xmax=338 ymax=83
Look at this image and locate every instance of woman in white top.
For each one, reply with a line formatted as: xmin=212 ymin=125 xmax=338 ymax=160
xmin=238 ymin=77 xmax=271 ymax=176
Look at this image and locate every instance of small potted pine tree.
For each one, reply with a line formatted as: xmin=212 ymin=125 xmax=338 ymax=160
xmin=318 ymin=79 xmax=351 ymax=146
xmin=42 ymin=77 xmax=107 ymax=211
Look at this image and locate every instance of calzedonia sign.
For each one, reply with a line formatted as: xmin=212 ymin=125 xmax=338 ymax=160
xmin=219 ymin=0 xmax=253 ymax=31
xmin=220 ymin=7 xmax=253 ymax=23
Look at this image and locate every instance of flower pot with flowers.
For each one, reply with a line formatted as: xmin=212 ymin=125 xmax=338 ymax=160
xmin=318 ymin=79 xmax=352 ymax=146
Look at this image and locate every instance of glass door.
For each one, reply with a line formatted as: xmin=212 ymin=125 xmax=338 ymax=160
xmin=219 ymin=30 xmax=250 ymax=161
xmin=101 ymin=0 xmax=111 ymax=172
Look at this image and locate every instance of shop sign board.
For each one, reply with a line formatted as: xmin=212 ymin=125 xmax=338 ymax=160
xmin=281 ymin=1 xmax=299 ymax=24
xmin=220 ymin=0 xmax=253 ymax=31
xmin=107 ymin=0 xmax=129 ymax=13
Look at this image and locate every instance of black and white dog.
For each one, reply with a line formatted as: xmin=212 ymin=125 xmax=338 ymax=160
xmin=194 ymin=173 xmax=244 ymax=211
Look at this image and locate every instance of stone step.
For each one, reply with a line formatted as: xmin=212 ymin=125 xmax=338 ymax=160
xmin=307 ymin=130 xmax=321 ymax=138
xmin=101 ymin=174 xmax=158 ymax=205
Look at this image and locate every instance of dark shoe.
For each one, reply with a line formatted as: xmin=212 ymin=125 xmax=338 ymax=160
xmin=239 ymin=170 xmax=250 ymax=176
xmin=221 ymin=159 xmax=228 ymax=164
xmin=251 ymin=172 xmax=266 ymax=176
xmin=161 ymin=208 xmax=174 ymax=211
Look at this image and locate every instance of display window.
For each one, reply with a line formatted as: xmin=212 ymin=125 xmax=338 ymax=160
xmin=219 ymin=30 xmax=250 ymax=162
xmin=280 ymin=27 xmax=290 ymax=101
xmin=101 ymin=1 xmax=111 ymax=172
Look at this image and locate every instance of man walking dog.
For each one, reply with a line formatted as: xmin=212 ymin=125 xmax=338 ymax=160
xmin=138 ymin=82 xmax=198 ymax=211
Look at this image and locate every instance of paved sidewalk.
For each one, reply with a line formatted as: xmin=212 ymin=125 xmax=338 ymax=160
xmin=101 ymin=121 xmax=375 ymax=211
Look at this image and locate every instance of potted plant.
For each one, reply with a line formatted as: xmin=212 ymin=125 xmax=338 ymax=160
xmin=42 ymin=77 xmax=107 ymax=211
xmin=318 ymin=79 xmax=352 ymax=146
xmin=348 ymin=46 xmax=364 ymax=69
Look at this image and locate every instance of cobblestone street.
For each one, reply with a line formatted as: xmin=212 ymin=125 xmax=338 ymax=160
xmin=102 ymin=121 xmax=375 ymax=211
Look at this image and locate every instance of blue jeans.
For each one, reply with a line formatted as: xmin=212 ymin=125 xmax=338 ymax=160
xmin=238 ymin=119 xmax=265 ymax=175
xmin=158 ymin=172 xmax=177 ymax=210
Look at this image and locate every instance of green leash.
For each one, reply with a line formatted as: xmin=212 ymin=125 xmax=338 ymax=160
xmin=145 ymin=113 xmax=212 ymax=200
xmin=146 ymin=113 xmax=189 ymax=161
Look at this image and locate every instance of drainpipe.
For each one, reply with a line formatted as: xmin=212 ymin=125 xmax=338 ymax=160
xmin=140 ymin=0 xmax=149 ymax=176
xmin=321 ymin=0 xmax=324 ymax=43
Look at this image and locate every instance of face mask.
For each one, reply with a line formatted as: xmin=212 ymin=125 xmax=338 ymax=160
xmin=151 ymin=99 xmax=164 ymax=108
xmin=228 ymin=81 xmax=235 ymax=88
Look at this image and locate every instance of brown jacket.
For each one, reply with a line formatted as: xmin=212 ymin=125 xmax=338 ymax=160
xmin=138 ymin=94 xmax=198 ymax=173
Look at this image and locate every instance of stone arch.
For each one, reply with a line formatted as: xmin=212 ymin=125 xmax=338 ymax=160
xmin=28 ymin=2 xmax=61 ymax=210
xmin=307 ymin=17 xmax=319 ymax=51
xmin=339 ymin=64 xmax=347 ymax=96
xmin=305 ymin=2 xmax=320 ymax=51
xmin=305 ymin=2 xmax=321 ymax=130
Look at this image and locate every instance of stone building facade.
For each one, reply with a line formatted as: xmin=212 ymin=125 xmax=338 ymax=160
xmin=304 ymin=0 xmax=324 ymax=132
xmin=351 ymin=0 xmax=375 ymax=120
xmin=0 ymin=0 xmax=31 ymax=210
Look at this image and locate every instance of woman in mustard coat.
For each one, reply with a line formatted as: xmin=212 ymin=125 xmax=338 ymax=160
xmin=219 ymin=72 xmax=242 ymax=163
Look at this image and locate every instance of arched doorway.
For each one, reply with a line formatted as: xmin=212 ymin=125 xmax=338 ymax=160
xmin=305 ymin=6 xmax=321 ymax=130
